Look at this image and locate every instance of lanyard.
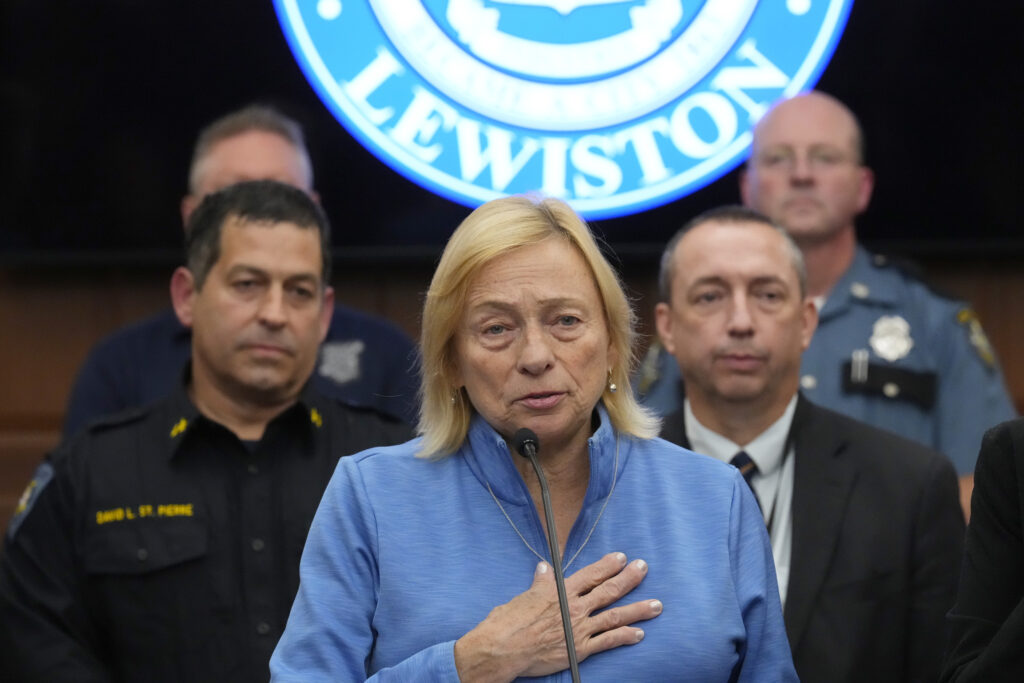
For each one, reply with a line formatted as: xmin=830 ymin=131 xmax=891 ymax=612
xmin=764 ymin=413 xmax=799 ymax=538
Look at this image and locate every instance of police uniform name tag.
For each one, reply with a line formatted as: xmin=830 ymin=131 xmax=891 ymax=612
xmin=869 ymin=315 xmax=914 ymax=362
xmin=274 ymin=0 xmax=854 ymax=217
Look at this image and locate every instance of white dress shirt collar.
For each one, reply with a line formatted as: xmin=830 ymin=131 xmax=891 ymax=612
xmin=683 ymin=395 xmax=798 ymax=474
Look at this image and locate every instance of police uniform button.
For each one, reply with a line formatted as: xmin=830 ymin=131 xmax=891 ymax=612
xmin=883 ymin=382 xmax=900 ymax=398
xmin=251 ymin=538 xmax=265 ymax=552
xmin=873 ymin=254 xmax=888 ymax=267
xmin=256 ymin=621 xmax=271 ymax=636
xmin=800 ymin=375 xmax=817 ymax=390
xmin=247 ymin=463 xmax=259 ymax=475
xmin=137 ymin=548 xmax=149 ymax=562
xmin=850 ymin=282 xmax=870 ymax=299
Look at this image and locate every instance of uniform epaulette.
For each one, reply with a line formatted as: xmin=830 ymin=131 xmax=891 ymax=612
xmin=869 ymin=252 xmax=925 ymax=280
xmin=78 ymin=403 xmax=153 ymax=436
xmin=318 ymin=393 xmax=409 ymax=426
xmin=869 ymin=252 xmax=959 ymax=301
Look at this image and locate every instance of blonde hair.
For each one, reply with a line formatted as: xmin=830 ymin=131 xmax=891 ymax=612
xmin=417 ymin=195 xmax=659 ymax=458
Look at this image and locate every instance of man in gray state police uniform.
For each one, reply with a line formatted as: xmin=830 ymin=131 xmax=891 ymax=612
xmin=638 ymin=91 xmax=1016 ymax=517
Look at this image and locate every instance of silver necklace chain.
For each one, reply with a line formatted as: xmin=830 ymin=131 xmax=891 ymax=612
xmin=484 ymin=434 xmax=620 ymax=571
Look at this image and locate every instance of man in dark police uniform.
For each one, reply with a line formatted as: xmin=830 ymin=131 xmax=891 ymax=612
xmin=62 ymin=105 xmax=419 ymax=432
xmin=0 ymin=181 xmax=410 ymax=681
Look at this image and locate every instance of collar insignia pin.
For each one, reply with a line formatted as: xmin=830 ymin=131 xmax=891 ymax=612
xmin=169 ymin=418 xmax=188 ymax=438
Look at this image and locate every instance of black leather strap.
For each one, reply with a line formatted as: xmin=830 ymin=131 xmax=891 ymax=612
xmin=841 ymin=361 xmax=937 ymax=410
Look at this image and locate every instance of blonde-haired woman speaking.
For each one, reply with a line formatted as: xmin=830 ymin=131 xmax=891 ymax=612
xmin=272 ymin=196 xmax=795 ymax=682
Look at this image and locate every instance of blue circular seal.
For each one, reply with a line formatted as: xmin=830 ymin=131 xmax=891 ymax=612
xmin=274 ymin=0 xmax=854 ymax=218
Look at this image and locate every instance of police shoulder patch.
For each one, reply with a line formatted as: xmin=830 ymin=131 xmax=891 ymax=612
xmin=7 ymin=462 xmax=55 ymax=540
xmin=956 ymin=308 xmax=997 ymax=368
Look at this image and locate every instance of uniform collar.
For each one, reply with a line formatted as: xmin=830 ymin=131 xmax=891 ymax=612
xmin=163 ymin=372 xmax=325 ymax=461
xmin=460 ymin=404 xmax=622 ymax=506
xmin=819 ymin=245 xmax=898 ymax=319
xmin=162 ymin=383 xmax=202 ymax=461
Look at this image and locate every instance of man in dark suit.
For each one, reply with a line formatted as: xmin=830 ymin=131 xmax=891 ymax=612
xmin=942 ymin=418 xmax=1024 ymax=681
xmin=638 ymin=92 xmax=1016 ymax=521
xmin=654 ymin=205 xmax=965 ymax=682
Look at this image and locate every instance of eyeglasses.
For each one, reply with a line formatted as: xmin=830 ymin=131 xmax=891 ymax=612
xmin=753 ymin=146 xmax=858 ymax=172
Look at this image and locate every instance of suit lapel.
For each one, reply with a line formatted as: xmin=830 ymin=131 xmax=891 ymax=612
xmin=664 ymin=395 xmax=859 ymax=655
xmin=784 ymin=395 xmax=857 ymax=653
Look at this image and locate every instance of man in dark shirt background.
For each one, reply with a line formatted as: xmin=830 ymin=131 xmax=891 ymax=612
xmin=62 ymin=105 xmax=419 ymax=433
xmin=0 ymin=181 xmax=410 ymax=681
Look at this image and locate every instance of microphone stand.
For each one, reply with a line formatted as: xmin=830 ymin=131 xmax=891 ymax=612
xmin=514 ymin=429 xmax=582 ymax=683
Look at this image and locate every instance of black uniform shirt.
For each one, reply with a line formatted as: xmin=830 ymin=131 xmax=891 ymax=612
xmin=0 ymin=384 xmax=411 ymax=682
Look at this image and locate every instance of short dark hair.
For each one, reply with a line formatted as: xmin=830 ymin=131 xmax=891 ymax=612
xmin=658 ymin=205 xmax=806 ymax=302
xmin=188 ymin=104 xmax=312 ymax=194
xmin=185 ymin=180 xmax=331 ymax=289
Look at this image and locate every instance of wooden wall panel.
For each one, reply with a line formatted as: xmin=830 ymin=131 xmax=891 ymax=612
xmin=925 ymin=260 xmax=1024 ymax=409
xmin=1 ymin=258 xmax=1021 ymax=530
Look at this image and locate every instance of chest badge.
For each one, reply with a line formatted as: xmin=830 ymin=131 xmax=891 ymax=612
xmin=869 ymin=315 xmax=914 ymax=361
xmin=319 ymin=340 xmax=366 ymax=384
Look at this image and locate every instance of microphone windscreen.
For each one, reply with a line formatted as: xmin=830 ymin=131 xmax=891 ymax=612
xmin=512 ymin=428 xmax=540 ymax=457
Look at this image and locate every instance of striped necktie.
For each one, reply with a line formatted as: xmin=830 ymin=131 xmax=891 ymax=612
xmin=730 ymin=450 xmax=762 ymax=510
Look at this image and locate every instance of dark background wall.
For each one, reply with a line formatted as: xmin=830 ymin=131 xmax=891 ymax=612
xmin=3 ymin=258 xmax=1022 ymax=530
xmin=3 ymin=2 xmax=1024 ymax=262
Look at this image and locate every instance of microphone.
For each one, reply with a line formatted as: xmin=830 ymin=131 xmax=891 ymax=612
xmin=512 ymin=428 xmax=582 ymax=683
